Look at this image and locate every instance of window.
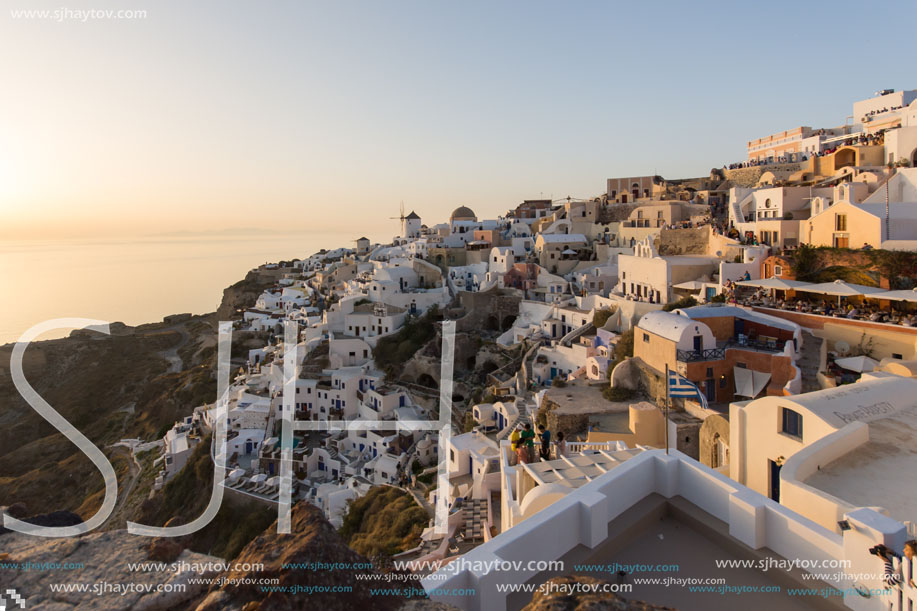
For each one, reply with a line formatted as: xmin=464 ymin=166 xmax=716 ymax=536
xmin=706 ymin=367 xmax=713 ymax=378
xmin=893 ymin=353 xmax=903 ymax=360
xmin=449 ymin=449 xmax=455 ymax=462
xmin=835 ymin=214 xmax=847 ymax=231
xmin=774 ymin=265 xmax=783 ymax=276
xmin=781 ymin=407 xmax=803 ymax=438
xmin=643 ymin=333 xmax=650 ymax=343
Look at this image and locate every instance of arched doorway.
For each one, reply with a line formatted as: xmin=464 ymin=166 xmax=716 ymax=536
xmin=631 ymin=183 xmax=640 ymax=201
xmin=835 ymin=148 xmax=856 ymax=170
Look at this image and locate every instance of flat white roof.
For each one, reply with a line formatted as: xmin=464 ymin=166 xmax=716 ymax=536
xmin=538 ymin=233 xmax=587 ymax=244
xmin=773 ymin=376 xmax=917 ymax=429
xmin=450 ymin=432 xmax=498 ymax=453
xmin=803 ymin=403 xmax=917 ymax=522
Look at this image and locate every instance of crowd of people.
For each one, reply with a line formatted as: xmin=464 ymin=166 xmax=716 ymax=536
xmin=740 ymin=292 xmax=917 ymax=326
xmin=725 ymin=130 xmax=887 ymax=170
xmin=509 ymin=423 xmax=567 ymax=465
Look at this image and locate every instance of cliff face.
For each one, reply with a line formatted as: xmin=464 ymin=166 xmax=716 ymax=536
xmin=193 ymin=501 xmax=408 ymax=611
xmin=523 ymin=576 xmax=677 ymax=611
xmin=215 ymin=268 xmax=288 ymax=321
xmin=0 ymin=320 xmax=216 ymax=520
xmin=0 ymin=527 xmax=222 ymax=610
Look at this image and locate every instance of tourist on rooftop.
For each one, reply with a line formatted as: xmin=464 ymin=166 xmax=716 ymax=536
xmin=873 ymin=545 xmax=902 ymax=587
xmin=538 ymin=424 xmax=551 ymax=461
xmin=520 ymin=423 xmax=536 ymax=464
xmin=555 ymin=431 xmax=567 ymax=458
xmin=510 ymin=428 xmax=522 ymax=465
xmin=905 ymin=541 xmax=917 ymax=588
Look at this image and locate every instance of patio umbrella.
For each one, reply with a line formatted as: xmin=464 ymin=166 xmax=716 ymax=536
xmin=834 ymin=355 xmax=878 ymax=373
xmin=674 ymin=280 xmax=705 ymax=290
xmin=867 ymin=287 xmax=917 ymax=303
xmin=736 ymin=277 xmax=812 ymax=290
xmin=798 ymin=279 xmax=883 ymax=306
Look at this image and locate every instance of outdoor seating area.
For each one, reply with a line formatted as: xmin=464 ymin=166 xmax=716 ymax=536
xmin=736 ymin=278 xmax=917 ymax=327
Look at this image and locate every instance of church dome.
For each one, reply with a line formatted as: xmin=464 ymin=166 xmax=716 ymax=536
xmin=450 ymin=206 xmax=477 ymax=222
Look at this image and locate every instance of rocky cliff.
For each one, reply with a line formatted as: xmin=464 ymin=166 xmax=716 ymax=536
xmin=193 ymin=501 xmax=409 ymax=611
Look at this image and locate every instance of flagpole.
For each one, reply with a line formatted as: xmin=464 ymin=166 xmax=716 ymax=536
xmin=664 ymin=364 xmax=670 ymax=455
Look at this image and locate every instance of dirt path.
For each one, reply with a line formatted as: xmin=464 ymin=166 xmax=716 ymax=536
xmin=102 ymin=445 xmax=142 ymax=529
xmin=157 ymin=324 xmax=192 ymax=373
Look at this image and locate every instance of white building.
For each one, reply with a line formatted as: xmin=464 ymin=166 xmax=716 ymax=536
xmin=426 ymin=445 xmax=914 ymax=611
xmin=731 ymin=374 xmax=917 ymax=532
xmin=616 ymin=237 xmax=720 ymax=304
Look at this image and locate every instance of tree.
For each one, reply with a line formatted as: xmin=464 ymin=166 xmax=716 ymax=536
xmin=662 ymin=296 xmax=697 ymax=311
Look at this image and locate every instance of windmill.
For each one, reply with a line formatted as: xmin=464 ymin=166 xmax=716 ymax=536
xmin=390 ymin=201 xmax=406 ymax=226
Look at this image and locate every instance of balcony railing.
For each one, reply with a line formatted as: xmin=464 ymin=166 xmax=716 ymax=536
xmin=676 ymin=348 xmax=726 ymax=362
xmin=724 ymin=338 xmax=786 ymax=353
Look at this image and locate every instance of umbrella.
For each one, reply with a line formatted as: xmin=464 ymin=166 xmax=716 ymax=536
xmin=798 ymin=279 xmax=883 ymax=306
xmin=736 ymin=277 xmax=812 ymax=290
xmin=799 ymin=279 xmax=883 ymax=297
xmin=834 ymin=355 xmax=878 ymax=373
xmin=867 ymin=287 xmax=917 ymax=303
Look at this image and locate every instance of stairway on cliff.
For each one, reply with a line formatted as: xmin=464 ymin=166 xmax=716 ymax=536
xmin=798 ymin=331 xmax=824 ymax=394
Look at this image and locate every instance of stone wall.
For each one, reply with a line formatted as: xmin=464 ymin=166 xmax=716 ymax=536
xmin=723 ymin=163 xmax=801 ymax=188
xmin=655 ymin=226 xmax=712 ymax=256
xmin=456 ymin=289 xmax=523 ymax=334
xmin=699 ymin=413 xmax=730 ymax=469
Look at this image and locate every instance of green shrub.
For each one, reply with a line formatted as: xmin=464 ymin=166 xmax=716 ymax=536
xmin=662 ymin=296 xmax=697 ymax=312
xmin=592 ymin=308 xmax=615 ymax=329
xmin=339 ymin=487 xmax=427 ymax=558
xmin=602 ymin=386 xmax=636 ymax=402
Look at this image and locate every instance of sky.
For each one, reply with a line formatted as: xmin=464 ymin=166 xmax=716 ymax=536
xmin=1 ymin=0 xmax=915 ymax=240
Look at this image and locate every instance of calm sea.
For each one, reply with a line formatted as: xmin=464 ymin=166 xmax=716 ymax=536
xmin=0 ymin=231 xmax=373 ymax=344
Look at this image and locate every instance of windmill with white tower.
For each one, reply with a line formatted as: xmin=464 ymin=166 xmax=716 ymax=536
xmin=391 ymin=201 xmax=421 ymax=239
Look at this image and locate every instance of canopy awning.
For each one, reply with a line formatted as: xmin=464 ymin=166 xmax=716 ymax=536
xmin=834 ymin=355 xmax=879 ymax=373
xmin=734 ymin=367 xmax=771 ymax=398
xmin=673 ymin=280 xmax=705 ymax=290
xmin=736 ymin=276 xmax=812 ymax=290
xmin=798 ymin=279 xmax=883 ymax=297
xmin=867 ymin=288 xmax=917 ymax=303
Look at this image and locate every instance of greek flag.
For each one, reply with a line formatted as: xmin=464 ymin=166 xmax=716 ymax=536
xmin=668 ymin=370 xmax=708 ymax=409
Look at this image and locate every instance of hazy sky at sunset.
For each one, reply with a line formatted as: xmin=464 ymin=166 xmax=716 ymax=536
xmin=2 ymin=0 xmax=915 ymax=239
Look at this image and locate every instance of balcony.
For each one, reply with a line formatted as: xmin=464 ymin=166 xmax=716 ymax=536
xmin=724 ymin=337 xmax=786 ymax=353
xmin=676 ymin=348 xmax=725 ymax=362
